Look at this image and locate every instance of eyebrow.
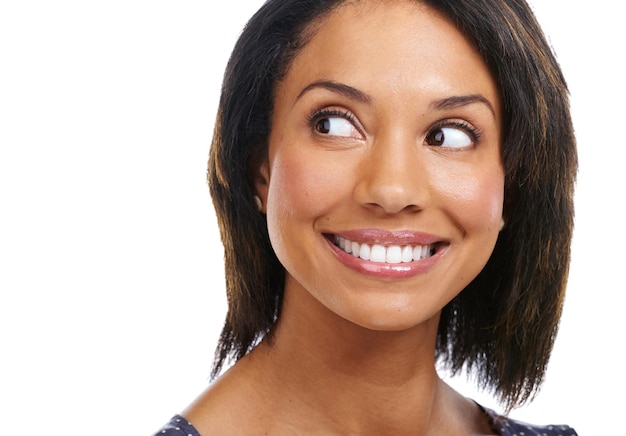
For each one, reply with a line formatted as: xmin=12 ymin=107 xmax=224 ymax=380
xmin=430 ymin=94 xmax=496 ymax=118
xmin=296 ymin=80 xmax=496 ymax=117
xmin=296 ymin=80 xmax=373 ymax=104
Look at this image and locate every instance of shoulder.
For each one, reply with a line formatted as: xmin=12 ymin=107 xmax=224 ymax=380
xmin=164 ymin=364 xmax=267 ymax=436
xmin=152 ymin=415 xmax=201 ymax=436
xmin=481 ymin=406 xmax=578 ymax=436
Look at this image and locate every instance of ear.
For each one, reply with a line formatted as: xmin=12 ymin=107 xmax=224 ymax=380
xmin=252 ymin=160 xmax=270 ymax=213
xmin=502 ymin=186 xmax=516 ymax=232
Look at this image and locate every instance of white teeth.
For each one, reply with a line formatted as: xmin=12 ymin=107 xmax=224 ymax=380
xmin=359 ymin=243 xmax=371 ymax=260
xmin=340 ymin=237 xmax=351 ymax=253
xmin=401 ymin=245 xmax=413 ymax=263
xmin=370 ymin=244 xmax=386 ymax=263
xmin=335 ymin=236 xmax=435 ymax=263
xmin=351 ymin=241 xmax=360 ymax=257
xmin=386 ymin=245 xmax=402 ymax=264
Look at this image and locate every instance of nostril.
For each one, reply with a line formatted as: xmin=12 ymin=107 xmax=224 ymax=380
xmin=353 ymin=154 xmax=430 ymax=214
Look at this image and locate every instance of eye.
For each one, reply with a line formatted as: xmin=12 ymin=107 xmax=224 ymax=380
xmin=425 ymin=124 xmax=477 ymax=148
xmin=310 ymin=109 xmax=361 ymax=138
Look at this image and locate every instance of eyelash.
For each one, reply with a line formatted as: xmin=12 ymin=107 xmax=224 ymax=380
xmin=429 ymin=119 xmax=483 ymax=143
xmin=307 ymin=107 xmax=359 ymax=129
xmin=307 ymin=107 xmax=483 ymax=144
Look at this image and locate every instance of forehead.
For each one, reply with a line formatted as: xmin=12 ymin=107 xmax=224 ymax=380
xmin=276 ymin=0 xmax=500 ymax=112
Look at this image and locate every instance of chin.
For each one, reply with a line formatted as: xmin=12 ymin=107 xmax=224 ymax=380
xmin=345 ymin=307 xmax=440 ymax=334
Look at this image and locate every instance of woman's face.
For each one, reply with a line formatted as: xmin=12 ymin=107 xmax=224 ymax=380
xmin=257 ymin=0 xmax=504 ymax=331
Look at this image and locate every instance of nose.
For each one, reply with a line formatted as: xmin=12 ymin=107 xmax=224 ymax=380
xmin=353 ymin=133 xmax=431 ymax=215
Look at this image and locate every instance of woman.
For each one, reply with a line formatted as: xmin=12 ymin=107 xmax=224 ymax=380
xmin=155 ymin=0 xmax=577 ymax=434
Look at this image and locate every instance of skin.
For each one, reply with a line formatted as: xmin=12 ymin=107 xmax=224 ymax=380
xmin=185 ymin=1 xmax=504 ymax=434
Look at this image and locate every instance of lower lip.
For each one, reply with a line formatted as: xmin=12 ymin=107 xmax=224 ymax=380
xmin=326 ymin=238 xmax=443 ymax=279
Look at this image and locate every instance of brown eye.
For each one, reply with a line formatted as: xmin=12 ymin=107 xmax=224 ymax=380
xmin=426 ymin=129 xmax=445 ymax=146
xmin=316 ymin=118 xmax=332 ymax=134
xmin=313 ymin=116 xmax=359 ymax=138
xmin=425 ymin=127 xmax=473 ymax=148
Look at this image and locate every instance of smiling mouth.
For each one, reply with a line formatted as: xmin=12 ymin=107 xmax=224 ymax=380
xmin=331 ymin=235 xmax=437 ymax=264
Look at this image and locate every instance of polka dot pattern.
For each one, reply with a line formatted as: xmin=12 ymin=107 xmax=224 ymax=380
xmin=153 ymin=416 xmax=199 ymax=436
xmin=483 ymin=406 xmax=578 ymax=436
xmin=153 ymin=407 xmax=578 ymax=436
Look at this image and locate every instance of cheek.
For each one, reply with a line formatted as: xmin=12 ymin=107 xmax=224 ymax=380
xmin=433 ymin=164 xmax=504 ymax=231
xmin=266 ymin=148 xmax=349 ymax=220
xmin=265 ymin=146 xmax=350 ymax=272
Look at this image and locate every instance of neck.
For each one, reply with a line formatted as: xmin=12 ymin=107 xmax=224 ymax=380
xmin=248 ymin=279 xmax=453 ymax=435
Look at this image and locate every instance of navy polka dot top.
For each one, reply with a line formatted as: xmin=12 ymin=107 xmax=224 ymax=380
xmin=154 ymin=415 xmax=197 ymax=436
xmin=153 ymin=407 xmax=577 ymax=435
xmin=482 ymin=406 xmax=578 ymax=436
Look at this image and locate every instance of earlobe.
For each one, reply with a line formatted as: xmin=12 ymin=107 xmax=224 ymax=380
xmin=252 ymin=161 xmax=270 ymax=214
xmin=253 ymin=195 xmax=263 ymax=212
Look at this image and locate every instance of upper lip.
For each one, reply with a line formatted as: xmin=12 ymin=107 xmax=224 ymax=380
xmin=324 ymin=228 xmax=447 ymax=246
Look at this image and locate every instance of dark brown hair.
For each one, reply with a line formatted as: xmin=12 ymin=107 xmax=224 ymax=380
xmin=207 ymin=0 xmax=577 ymax=411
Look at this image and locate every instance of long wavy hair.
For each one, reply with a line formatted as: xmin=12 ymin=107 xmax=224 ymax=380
xmin=207 ymin=0 xmax=577 ymax=411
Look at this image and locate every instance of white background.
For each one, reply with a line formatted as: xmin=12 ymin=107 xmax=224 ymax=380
xmin=0 ymin=1 xmax=622 ymax=434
